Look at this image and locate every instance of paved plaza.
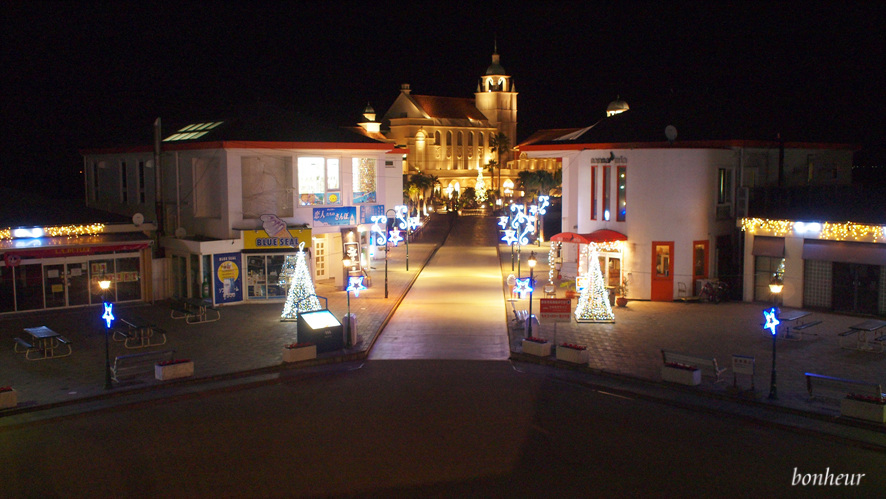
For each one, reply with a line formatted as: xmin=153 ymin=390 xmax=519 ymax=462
xmin=1 ymin=212 xmax=885 ymax=437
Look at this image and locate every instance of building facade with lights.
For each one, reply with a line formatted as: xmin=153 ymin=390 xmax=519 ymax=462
xmin=80 ymin=109 xmax=403 ymax=306
xmin=520 ymin=100 xmax=859 ymax=305
xmin=356 ymin=48 xmax=559 ymax=202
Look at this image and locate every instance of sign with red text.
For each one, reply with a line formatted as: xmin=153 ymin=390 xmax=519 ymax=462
xmin=540 ymin=298 xmax=572 ymax=321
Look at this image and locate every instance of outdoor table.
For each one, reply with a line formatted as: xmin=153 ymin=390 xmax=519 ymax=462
xmin=115 ymin=315 xmax=165 ymax=349
xmin=777 ymin=310 xmax=812 ymax=340
xmin=183 ymin=298 xmax=220 ymax=324
xmin=21 ymin=326 xmax=72 ymax=360
xmin=848 ymin=319 xmax=886 ymax=352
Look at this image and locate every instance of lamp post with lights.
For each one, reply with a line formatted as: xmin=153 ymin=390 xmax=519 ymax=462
xmin=527 ymin=252 xmax=537 ymax=338
xmin=766 ymin=274 xmax=784 ymax=400
xmin=99 ymin=278 xmax=114 ymax=390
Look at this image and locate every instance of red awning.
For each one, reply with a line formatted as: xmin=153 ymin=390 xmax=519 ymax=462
xmin=550 ymin=230 xmax=627 ymax=244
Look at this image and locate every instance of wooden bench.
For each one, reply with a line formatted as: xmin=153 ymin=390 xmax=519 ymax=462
xmin=111 ymin=349 xmax=175 ymax=382
xmin=805 ymin=372 xmax=883 ymax=402
xmin=661 ymin=350 xmax=727 ymax=383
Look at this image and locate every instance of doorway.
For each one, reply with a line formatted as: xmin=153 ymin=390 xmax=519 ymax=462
xmin=833 ymin=263 xmax=880 ymax=315
xmin=651 ymin=241 xmax=674 ymax=301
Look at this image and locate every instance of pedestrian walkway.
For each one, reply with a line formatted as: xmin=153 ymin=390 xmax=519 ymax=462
xmin=369 ymin=215 xmax=508 ymax=360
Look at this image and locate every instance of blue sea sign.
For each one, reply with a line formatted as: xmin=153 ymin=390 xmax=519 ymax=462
xmin=313 ymin=207 xmax=357 ymax=227
xmin=360 ymin=204 xmax=385 ymax=224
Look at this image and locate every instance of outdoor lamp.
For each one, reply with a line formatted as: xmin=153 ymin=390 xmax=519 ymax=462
xmin=769 ymin=274 xmax=784 ymax=295
xmin=99 ymin=278 xmax=113 ymax=390
xmin=767 ymin=273 xmax=783 ymax=400
xmin=527 ymin=252 xmax=537 ymax=338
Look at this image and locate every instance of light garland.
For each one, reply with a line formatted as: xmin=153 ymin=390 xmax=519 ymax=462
xmin=740 ymin=217 xmax=885 ymax=242
xmin=574 ymin=248 xmax=615 ymax=323
xmin=1 ymin=223 xmax=105 ymax=241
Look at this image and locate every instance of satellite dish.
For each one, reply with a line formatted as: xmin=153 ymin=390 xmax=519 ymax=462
xmin=174 ymin=227 xmax=187 ymax=238
xmin=132 ymin=213 xmax=144 ymax=226
xmin=665 ymin=125 xmax=678 ymax=143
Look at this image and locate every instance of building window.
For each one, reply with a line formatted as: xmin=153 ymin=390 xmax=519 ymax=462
xmin=193 ymin=157 xmax=221 ymax=218
xmin=718 ymin=168 xmax=733 ymax=204
xmin=91 ymin=161 xmax=100 ymax=201
xmin=297 ymin=157 xmax=341 ymax=206
xmin=242 ymin=156 xmax=293 ymax=218
xmin=693 ymin=241 xmax=709 ymax=279
xmin=616 ymin=166 xmax=626 ymax=221
xmin=602 ymin=166 xmax=611 ymax=221
xmin=353 ymin=158 xmax=377 ymax=204
xmin=754 ymin=255 xmax=785 ymax=302
xmin=137 ymin=160 xmax=146 ymax=203
xmin=434 ymin=131 xmax=441 ymax=145
xmin=590 ymin=166 xmax=597 ymax=220
xmin=120 ymin=161 xmax=128 ymax=203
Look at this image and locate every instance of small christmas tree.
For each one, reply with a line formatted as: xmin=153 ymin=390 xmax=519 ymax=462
xmin=574 ymin=248 xmax=615 ymax=323
xmin=281 ymin=243 xmax=321 ymax=321
xmin=475 ymin=166 xmax=487 ymax=202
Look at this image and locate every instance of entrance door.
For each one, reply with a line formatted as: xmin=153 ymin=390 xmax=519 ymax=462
xmin=43 ymin=264 xmax=66 ymax=308
xmin=67 ymin=262 xmax=90 ymax=306
xmin=833 ymin=263 xmax=879 ymax=315
xmin=314 ymin=239 xmax=328 ymax=280
xmin=651 ymin=241 xmax=674 ymax=301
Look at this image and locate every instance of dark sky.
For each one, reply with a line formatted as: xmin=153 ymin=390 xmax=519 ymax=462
xmin=3 ymin=1 xmax=883 ymax=198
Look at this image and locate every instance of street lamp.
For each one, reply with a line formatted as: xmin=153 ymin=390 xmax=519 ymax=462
xmin=766 ymin=274 xmax=784 ymax=400
xmin=99 ymin=278 xmax=113 ymax=390
xmin=527 ymin=252 xmax=537 ymax=338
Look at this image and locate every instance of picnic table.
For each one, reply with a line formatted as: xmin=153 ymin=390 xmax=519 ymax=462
xmin=14 ymin=326 xmax=72 ymax=360
xmin=840 ymin=319 xmax=886 ymax=352
xmin=114 ymin=315 xmax=167 ymax=349
xmin=171 ymin=297 xmax=220 ymax=324
xmin=776 ymin=310 xmax=820 ymax=340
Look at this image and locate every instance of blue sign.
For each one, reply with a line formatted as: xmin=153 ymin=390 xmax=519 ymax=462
xmin=313 ymin=207 xmax=357 ymax=227
xmin=214 ymin=252 xmax=243 ymax=304
xmin=360 ymin=205 xmax=385 ymax=224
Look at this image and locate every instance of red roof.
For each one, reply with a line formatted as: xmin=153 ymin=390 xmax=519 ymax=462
xmin=410 ymin=95 xmax=488 ymax=121
xmin=550 ymin=230 xmax=627 ymax=244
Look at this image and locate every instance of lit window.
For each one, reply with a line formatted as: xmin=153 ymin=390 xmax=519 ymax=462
xmin=297 ymin=157 xmax=342 ymax=206
xmin=353 ymin=158 xmax=377 ymax=204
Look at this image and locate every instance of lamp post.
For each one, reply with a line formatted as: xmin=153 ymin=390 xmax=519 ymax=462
xmin=527 ymin=252 xmax=537 ymax=338
xmin=99 ymin=278 xmax=113 ymax=390
xmin=767 ymin=274 xmax=784 ymax=400
xmin=343 ymin=258 xmax=352 ymax=319
xmin=385 ymin=208 xmax=396 ymax=299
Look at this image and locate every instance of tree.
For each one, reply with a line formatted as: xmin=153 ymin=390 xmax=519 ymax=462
xmin=574 ymin=248 xmax=615 ymax=323
xmin=489 ymin=132 xmax=510 ymax=195
xmin=281 ymin=245 xmax=321 ymax=322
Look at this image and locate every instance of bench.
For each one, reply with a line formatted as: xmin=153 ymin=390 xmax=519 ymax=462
xmin=169 ymin=298 xmax=192 ymax=319
xmin=111 ymin=349 xmax=176 ymax=382
xmin=805 ymin=372 xmax=883 ymax=402
xmin=511 ymin=308 xmax=539 ymax=331
xmin=661 ymin=350 xmax=727 ymax=383
xmin=794 ymin=320 xmax=822 ymax=331
xmin=838 ymin=329 xmax=860 ymax=349
xmin=783 ymin=320 xmax=822 ymax=340
xmin=13 ymin=337 xmax=33 ymax=352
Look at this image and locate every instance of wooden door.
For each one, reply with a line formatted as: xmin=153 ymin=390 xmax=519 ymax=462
xmin=651 ymin=241 xmax=674 ymax=301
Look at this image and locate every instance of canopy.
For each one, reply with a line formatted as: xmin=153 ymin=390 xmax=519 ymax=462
xmin=550 ymin=230 xmax=627 ymax=245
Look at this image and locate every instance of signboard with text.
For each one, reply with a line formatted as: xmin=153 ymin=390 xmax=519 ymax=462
xmin=540 ymin=298 xmax=572 ymax=321
xmin=313 ymin=207 xmax=357 ymax=227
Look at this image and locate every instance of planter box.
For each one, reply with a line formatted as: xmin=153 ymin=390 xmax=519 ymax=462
xmin=522 ymin=340 xmax=552 ymax=357
xmin=154 ymin=361 xmax=195 ymax=381
xmin=841 ymin=398 xmax=886 ymax=424
xmin=556 ymin=346 xmax=588 ymax=364
xmin=661 ymin=365 xmax=701 ymax=386
xmin=0 ymin=389 xmax=17 ymax=409
xmin=282 ymin=344 xmax=317 ymax=363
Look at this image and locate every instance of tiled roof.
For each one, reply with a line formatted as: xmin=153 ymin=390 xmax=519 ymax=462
xmin=410 ymin=95 xmax=488 ymax=121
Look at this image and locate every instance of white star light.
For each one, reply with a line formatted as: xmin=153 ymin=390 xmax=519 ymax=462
xmin=763 ymin=308 xmax=780 ymax=336
xmin=502 ymin=229 xmax=517 ymax=246
xmin=347 ymin=276 xmax=366 ymax=297
xmin=498 ymin=216 xmax=509 ymax=229
xmin=102 ymin=302 xmax=115 ymax=328
xmin=388 ymin=229 xmax=403 ymax=246
xmin=514 ymin=277 xmax=532 ymax=299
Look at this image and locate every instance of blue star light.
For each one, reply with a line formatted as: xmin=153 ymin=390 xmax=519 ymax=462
xmin=102 ymin=302 xmax=115 ymax=329
xmin=763 ymin=308 xmax=780 ymax=336
xmin=514 ymin=277 xmax=532 ymax=299
xmin=347 ymin=276 xmax=366 ymax=297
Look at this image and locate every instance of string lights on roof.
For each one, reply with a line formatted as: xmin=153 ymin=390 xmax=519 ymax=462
xmin=740 ymin=218 xmax=885 ymax=243
xmin=0 ymin=223 xmax=105 ymax=241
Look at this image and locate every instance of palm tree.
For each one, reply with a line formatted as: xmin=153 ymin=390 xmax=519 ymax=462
xmin=488 ymin=132 xmax=510 ymax=195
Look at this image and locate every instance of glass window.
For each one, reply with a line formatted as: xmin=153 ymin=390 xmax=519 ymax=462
xmin=353 ymin=158 xmax=377 ymax=204
xmin=718 ymin=168 xmax=733 ymax=204
xmin=298 ymin=157 xmax=342 ymax=206
xmin=120 ymin=161 xmax=128 ymax=203
xmin=603 ymin=166 xmax=611 ymax=221
xmin=693 ymin=242 xmax=708 ymax=279
xmin=590 ymin=166 xmax=597 ymax=220
xmin=0 ymin=265 xmax=15 ymax=313
xmin=616 ymin=166 xmax=626 ymax=221
xmin=116 ymin=256 xmax=141 ymax=301
xmin=15 ymin=263 xmax=44 ymax=311
xmin=754 ymin=256 xmax=785 ymax=301
xmin=655 ymin=244 xmax=670 ymax=277
xmin=242 ymin=156 xmax=293 ymax=218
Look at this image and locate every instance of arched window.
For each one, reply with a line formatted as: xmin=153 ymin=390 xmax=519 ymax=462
xmin=468 ymin=132 xmax=473 ymax=146
xmin=457 ymin=132 xmax=463 ymax=146
xmin=434 ymin=131 xmax=441 ymax=145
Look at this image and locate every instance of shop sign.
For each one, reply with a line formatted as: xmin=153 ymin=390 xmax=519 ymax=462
xmin=360 ymin=205 xmax=385 ymax=224
xmin=242 ymin=229 xmax=312 ymax=250
xmin=540 ymin=298 xmax=572 ymax=320
xmin=313 ymin=207 xmax=357 ymax=227
xmin=213 ymin=252 xmax=243 ymax=303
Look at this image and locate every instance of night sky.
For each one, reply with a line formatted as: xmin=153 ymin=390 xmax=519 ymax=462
xmin=3 ymin=1 xmax=883 ymax=199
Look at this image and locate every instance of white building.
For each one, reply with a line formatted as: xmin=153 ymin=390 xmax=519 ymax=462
xmin=82 ymin=108 xmax=402 ymax=305
xmin=520 ymin=99 xmax=862 ymax=305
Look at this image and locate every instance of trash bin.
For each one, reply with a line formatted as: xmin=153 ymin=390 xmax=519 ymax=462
xmin=605 ymin=286 xmax=616 ymax=306
xmin=344 ymin=313 xmax=357 ymax=347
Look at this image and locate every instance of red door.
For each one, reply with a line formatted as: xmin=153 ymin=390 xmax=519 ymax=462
xmin=651 ymin=241 xmax=674 ymax=301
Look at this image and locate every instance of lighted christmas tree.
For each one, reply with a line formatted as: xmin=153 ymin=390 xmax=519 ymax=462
xmin=281 ymin=243 xmax=321 ymax=321
xmin=574 ymin=248 xmax=615 ymax=323
xmin=475 ymin=166 xmax=487 ymax=202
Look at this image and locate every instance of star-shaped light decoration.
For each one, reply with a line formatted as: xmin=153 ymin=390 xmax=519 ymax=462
xmin=501 ymin=229 xmax=517 ymax=246
xmin=388 ymin=229 xmax=403 ymax=246
xmin=347 ymin=276 xmax=366 ymax=297
xmin=513 ymin=277 xmax=533 ymax=299
xmin=498 ymin=216 xmax=509 ymax=229
xmin=763 ymin=308 xmax=780 ymax=336
xmin=102 ymin=302 xmax=115 ymax=329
